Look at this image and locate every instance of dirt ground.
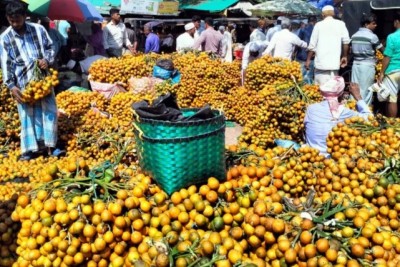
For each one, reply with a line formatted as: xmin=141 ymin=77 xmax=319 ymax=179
xmin=225 ymin=122 xmax=243 ymax=146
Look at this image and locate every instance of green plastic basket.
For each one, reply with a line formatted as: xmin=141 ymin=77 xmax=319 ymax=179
xmin=134 ymin=109 xmax=225 ymax=139
xmin=133 ymin=109 xmax=226 ymax=195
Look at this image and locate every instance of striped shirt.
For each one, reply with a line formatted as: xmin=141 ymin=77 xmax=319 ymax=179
xmin=351 ymin=28 xmax=382 ymax=64
xmin=0 ymin=22 xmax=55 ymax=90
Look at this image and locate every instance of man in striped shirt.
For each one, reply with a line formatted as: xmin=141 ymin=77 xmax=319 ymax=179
xmin=0 ymin=1 xmax=62 ymax=160
xmin=351 ymin=13 xmax=383 ymax=105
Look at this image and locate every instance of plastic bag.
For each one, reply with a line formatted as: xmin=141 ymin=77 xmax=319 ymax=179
xmin=128 ymin=77 xmax=163 ymax=94
xmin=156 ymin=59 xmax=174 ymax=70
xmin=89 ymin=80 xmax=126 ymax=99
xmin=153 ymin=65 xmax=173 ymax=80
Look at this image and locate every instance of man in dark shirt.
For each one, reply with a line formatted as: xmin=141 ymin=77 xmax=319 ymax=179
xmin=125 ymin=22 xmax=138 ymax=54
xmin=296 ymin=16 xmax=317 ymax=84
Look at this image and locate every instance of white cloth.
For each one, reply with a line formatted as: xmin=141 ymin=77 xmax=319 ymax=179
xmin=264 ymin=29 xmax=307 ymax=60
xmin=222 ymin=31 xmax=233 ymax=62
xmin=176 ymin=32 xmax=195 ymax=53
xmin=79 ymin=55 xmax=106 ymax=74
xmin=308 ymin=17 xmax=350 ymax=70
xmin=103 ymin=21 xmax=131 ymax=50
xmin=250 ymin=29 xmax=266 ymax=42
xmin=242 ymin=41 xmax=267 ymax=70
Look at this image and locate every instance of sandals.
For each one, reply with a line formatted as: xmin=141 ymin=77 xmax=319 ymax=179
xmin=19 ymin=148 xmax=66 ymax=161
xmin=19 ymin=152 xmax=36 ymax=161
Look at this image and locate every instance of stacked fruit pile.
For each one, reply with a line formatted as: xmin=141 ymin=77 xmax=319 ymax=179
xmin=0 ymin=84 xmax=20 ymax=153
xmin=239 ymin=84 xmax=322 ymax=147
xmin=244 ymin=56 xmax=303 ymax=91
xmin=88 ymin=54 xmax=159 ymax=87
xmin=0 ymin=195 xmax=19 ymax=266
xmin=8 ymin=118 xmax=400 ymax=267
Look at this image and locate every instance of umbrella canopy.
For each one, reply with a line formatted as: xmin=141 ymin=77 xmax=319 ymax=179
xmin=144 ymin=21 xmax=163 ymax=29
xmin=28 ymin=0 xmax=103 ymax=22
xmin=250 ymin=0 xmax=321 ymax=17
xmin=228 ymin=1 xmax=254 ymax=16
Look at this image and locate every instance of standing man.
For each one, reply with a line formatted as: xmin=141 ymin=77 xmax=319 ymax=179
xmin=219 ymin=26 xmax=233 ymax=62
xmin=264 ymin=18 xmax=307 ymax=60
xmin=176 ymin=22 xmax=196 ymax=53
xmin=103 ymin=8 xmax=134 ymax=57
xmin=296 ymin=16 xmax=317 ymax=84
xmin=56 ymin=20 xmax=70 ymax=64
xmin=378 ymin=14 xmax=400 ymax=118
xmin=306 ymin=5 xmax=350 ymax=85
xmin=125 ymin=22 xmax=138 ymax=54
xmin=266 ymin=16 xmax=284 ymax=42
xmin=0 ymin=1 xmax=63 ymax=160
xmin=192 ymin=15 xmax=202 ymax=41
xmin=249 ymin=21 xmax=266 ymax=42
xmin=351 ymin=13 xmax=383 ymax=105
xmin=144 ymin=25 xmax=160 ymax=54
xmin=193 ymin=17 xmax=223 ymax=57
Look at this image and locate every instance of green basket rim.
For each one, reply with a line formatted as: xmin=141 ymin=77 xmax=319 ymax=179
xmin=134 ymin=108 xmax=225 ymax=126
xmin=136 ymin=124 xmax=225 ymax=143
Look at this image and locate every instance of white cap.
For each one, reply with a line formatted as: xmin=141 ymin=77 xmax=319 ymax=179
xmin=184 ymin=22 xmax=195 ymax=31
xmin=322 ymin=5 xmax=334 ymax=12
xmin=66 ymin=60 xmax=76 ymax=70
xmin=277 ymin=16 xmax=285 ymax=21
xmin=219 ymin=25 xmax=225 ymax=31
xmin=249 ymin=42 xmax=260 ymax=52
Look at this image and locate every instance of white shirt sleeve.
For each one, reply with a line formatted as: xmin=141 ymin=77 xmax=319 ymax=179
xmin=293 ymin=34 xmax=307 ymax=48
xmin=341 ymin=22 xmax=350 ymax=44
xmin=264 ymin=34 xmax=276 ymax=55
xmin=242 ymin=44 xmax=251 ymax=70
xmin=308 ymin=24 xmax=319 ymax=52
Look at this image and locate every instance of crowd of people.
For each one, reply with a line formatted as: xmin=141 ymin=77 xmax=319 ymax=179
xmin=0 ymin=0 xmax=400 ymax=161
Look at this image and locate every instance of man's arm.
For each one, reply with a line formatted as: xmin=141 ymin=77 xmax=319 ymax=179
xmin=340 ymin=44 xmax=349 ymax=68
xmin=103 ymin=26 xmax=109 ymax=50
xmin=1 ymin=38 xmax=23 ymax=103
xmin=123 ymin=26 xmax=132 ymax=48
xmin=293 ymin=35 xmax=307 ymax=48
xmin=306 ymin=26 xmax=318 ymax=70
xmin=378 ymin=56 xmax=390 ymax=84
xmin=193 ymin=31 xmax=205 ymax=50
xmin=263 ymin=35 xmax=276 ymax=56
xmin=40 ymin=26 xmax=55 ymax=66
xmin=343 ymin=83 xmax=372 ymax=120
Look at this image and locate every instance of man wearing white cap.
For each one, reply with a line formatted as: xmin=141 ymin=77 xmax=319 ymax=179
xmin=304 ymin=78 xmax=371 ymax=157
xmin=306 ymin=5 xmax=350 ymax=85
xmin=263 ymin=18 xmax=307 ymax=60
xmin=176 ymin=22 xmax=196 ymax=53
xmin=266 ymin=16 xmax=284 ymax=42
xmin=242 ymin=41 xmax=267 ymax=85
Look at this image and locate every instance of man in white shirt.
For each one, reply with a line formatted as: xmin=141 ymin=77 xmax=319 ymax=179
xmin=263 ymin=18 xmax=307 ymax=60
xmin=242 ymin=41 xmax=267 ymax=85
xmin=103 ymin=8 xmax=135 ymax=57
xmin=219 ymin=26 xmax=233 ymax=62
xmin=306 ymin=5 xmax=350 ymax=85
xmin=176 ymin=23 xmax=196 ymax=53
xmin=192 ymin=15 xmax=202 ymax=41
xmin=249 ymin=21 xmax=266 ymax=42
xmin=266 ymin=16 xmax=284 ymax=42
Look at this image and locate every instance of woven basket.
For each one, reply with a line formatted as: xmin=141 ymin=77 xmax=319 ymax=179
xmin=134 ymin=109 xmax=226 ymax=195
